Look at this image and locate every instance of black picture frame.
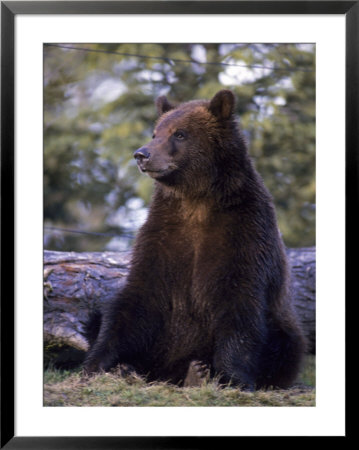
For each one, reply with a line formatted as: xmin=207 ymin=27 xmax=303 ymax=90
xmin=1 ymin=1 xmax=355 ymax=447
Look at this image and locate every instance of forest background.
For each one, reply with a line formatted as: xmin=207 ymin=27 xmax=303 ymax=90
xmin=44 ymin=43 xmax=315 ymax=252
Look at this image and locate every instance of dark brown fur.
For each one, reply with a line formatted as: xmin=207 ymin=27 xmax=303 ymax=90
xmin=84 ymin=90 xmax=306 ymax=389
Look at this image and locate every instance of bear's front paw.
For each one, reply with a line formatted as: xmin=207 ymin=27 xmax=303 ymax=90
xmin=82 ymin=357 xmax=106 ymax=376
xmin=110 ymin=363 xmax=137 ymax=377
xmin=183 ymin=360 xmax=210 ymax=387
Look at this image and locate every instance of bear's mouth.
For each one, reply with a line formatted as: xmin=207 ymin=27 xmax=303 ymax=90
xmin=142 ymin=169 xmax=161 ymax=173
xmin=143 ymin=168 xmax=171 ymax=179
xmin=139 ymin=164 xmax=177 ymax=179
xmin=141 ymin=168 xmax=163 ymax=174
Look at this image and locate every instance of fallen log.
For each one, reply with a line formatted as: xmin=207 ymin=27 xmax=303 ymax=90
xmin=44 ymin=247 xmax=315 ymax=368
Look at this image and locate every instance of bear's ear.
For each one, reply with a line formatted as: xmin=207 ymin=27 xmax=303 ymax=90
xmin=209 ymin=90 xmax=235 ymax=120
xmin=156 ymin=96 xmax=175 ymax=116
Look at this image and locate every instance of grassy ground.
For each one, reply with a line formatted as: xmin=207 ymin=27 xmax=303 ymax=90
xmin=44 ymin=354 xmax=315 ymax=407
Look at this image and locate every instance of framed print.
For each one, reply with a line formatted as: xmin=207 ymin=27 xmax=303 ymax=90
xmin=1 ymin=1 xmax=356 ymax=447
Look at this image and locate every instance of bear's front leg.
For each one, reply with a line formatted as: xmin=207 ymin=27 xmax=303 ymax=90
xmin=212 ymin=305 xmax=267 ymax=390
xmin=83 ymin=312 xmax=127 ymax=374
xmin=83 ymin=293 xmax=163 ymax=375
xmin=213 ymin=337 xmax=258 ymax=390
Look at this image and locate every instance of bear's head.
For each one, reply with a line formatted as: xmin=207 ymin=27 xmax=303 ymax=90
xmin=133 ymin=90 xmax=238 ymax=190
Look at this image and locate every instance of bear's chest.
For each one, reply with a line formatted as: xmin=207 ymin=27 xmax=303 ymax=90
xmin=158 ymin=222 xmax=230 ymax=305
xmin=144 ymin=208 xmax=238 ymax=305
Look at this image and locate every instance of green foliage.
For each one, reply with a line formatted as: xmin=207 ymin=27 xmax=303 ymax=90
xmin=44 ymin=43 xmax=315 ymax=251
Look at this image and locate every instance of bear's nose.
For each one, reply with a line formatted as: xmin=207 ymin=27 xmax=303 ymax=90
xmin=134 ymin=147 xmax=150 ymax=161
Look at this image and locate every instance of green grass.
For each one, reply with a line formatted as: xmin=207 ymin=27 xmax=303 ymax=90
xmin=44 ymin=354 xmax=315 ymax=407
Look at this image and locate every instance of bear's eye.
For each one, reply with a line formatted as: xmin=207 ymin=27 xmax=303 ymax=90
xmin=152 ymin=133 xmax=156 ymax=139
xmin=173 ymin=130 xmax=186 ymax=140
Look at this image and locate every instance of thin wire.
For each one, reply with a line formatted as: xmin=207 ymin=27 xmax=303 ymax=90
xmin=44 ymin=226 xmax=135 ymax=239
xmin=44 ymin=43 xmax=314 ymax=73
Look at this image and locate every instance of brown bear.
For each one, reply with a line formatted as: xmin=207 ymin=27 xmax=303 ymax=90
xmin=84 ymin=90 xmax=306 ymax=390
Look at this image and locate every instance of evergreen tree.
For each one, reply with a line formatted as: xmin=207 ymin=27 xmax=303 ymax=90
xmin=44 ymin=43 xmax=315 ymax=251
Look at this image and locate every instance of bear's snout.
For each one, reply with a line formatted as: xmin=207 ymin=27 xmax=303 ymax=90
xmin=134 ymin=144 xmax=173 ymax=177
xmin=134 ymin=147 xmax=151 ymax=161
xmin=134 ymin=146 xmax=152 ymax=172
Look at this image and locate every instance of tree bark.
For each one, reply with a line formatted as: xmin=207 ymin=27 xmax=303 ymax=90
xmin=44 ymin=247 xmax=315 ymax=367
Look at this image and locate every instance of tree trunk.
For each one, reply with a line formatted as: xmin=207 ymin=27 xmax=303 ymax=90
xmin=44 ymin=247 xmax=315 ymax=368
